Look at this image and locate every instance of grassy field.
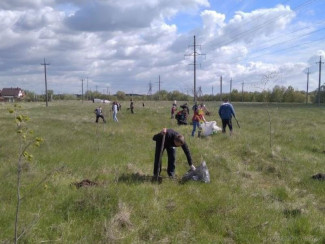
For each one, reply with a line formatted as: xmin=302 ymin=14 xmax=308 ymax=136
xmin=0 ymin=100 xmax=324 ymax=243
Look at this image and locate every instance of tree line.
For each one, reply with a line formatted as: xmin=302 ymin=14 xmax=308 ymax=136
xmin=22 ymin=84 xmax=325 ymax=104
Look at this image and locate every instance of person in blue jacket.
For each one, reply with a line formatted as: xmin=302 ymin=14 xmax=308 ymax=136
xmin=218 ymin=98 xmax=236 ymax=135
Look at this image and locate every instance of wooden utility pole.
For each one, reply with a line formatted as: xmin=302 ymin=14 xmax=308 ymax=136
xmin=316 ymin=56 xmax=324 ymax=106
xmin=41 ymin=58 xmax=50 ymax=107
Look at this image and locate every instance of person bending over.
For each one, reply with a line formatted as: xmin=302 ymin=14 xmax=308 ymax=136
xmin=153 ymin=128 xmax=195 ymax=178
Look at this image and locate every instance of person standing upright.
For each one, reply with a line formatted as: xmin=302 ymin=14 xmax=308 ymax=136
xmin=218 ymin=98 xmax=236 ymax=135
xmin=192 ymin=105 xmax=206 ymax=137
xmin=94 ymin=106 xmax=106 ymax=123
xmin=130 ymin=99 xmax=134 ymax=114
xmin=112 ymin=101 xmax=118 ymax=122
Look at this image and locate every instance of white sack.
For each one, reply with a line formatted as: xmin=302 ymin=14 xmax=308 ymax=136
xmin=200 ymin=121 xmax=221 ymax=136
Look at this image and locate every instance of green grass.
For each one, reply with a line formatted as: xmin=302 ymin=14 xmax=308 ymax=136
xmin=0 ymin=101 xmax=324 ymax=243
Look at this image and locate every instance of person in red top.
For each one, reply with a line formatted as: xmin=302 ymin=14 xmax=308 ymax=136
xmin=191 ymin=106 xmax=206 ymax=137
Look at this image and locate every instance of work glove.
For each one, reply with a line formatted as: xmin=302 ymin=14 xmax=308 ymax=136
xmin=190 ymin=165 xmax=196 ymax=171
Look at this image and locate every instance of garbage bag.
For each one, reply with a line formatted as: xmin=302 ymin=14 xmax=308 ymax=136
xmin=200 ymin=121 xmax=221 ymax=136
xmin=181 ymin=161 xmax=210 ymax=183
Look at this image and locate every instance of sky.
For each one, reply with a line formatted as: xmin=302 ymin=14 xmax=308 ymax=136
xmin=0 ymin=0 xmax=324 ymax=95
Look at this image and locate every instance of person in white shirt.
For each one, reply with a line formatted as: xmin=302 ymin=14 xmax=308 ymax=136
xmin=112 ymin=101 xmax=118 ymax=122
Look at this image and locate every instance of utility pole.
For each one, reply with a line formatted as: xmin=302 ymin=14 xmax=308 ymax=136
xmin=185 ymin=35 xmax=206 ymax=102
xmin=220 ymin=75 xmax=223 ymax=101
xmin=305 ymin=68 xmax=310 ymax=104
xmin=81 ymin=78 xmax=84 ymax=103
xmin=86 ymin=77 xmax=89 ymax=100
xmin=158 ymin=75 xmax=161 ymax=93
xmin=212 ymin=86 xmax=213 ymax=96
xmin=41 ymin=58 xmax=50 ymax=107
xmin=230 ymin=78 xmax=232 ymax=102
xmin=155 ymin=75 xmax=163 ymax=100
xmin=316 ymin=56 xmax=324 ymax=106
xmin=241 ymin=82 xmax=244 ymax=102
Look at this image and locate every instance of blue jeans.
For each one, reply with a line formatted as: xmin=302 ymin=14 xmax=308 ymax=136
xmin=192 ymin=121 xmax=200 ymax=136
xmin=113 ymin=112 xmax=118 ymax=122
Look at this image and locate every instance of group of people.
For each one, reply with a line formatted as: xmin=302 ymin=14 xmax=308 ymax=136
xmin=153 ymin=98 xmax=236 ymax=180
xmin=94 ymin=99 xmax=139 ymax=123
xmin=94 ymin=101 xmax=122 ymax=123
xmin=95 ymin=98 xmax=236 ymax=180
xmin=171 ymin=99 xmax=236 ymax=135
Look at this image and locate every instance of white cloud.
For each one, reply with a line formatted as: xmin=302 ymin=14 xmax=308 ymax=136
xmin=219 ymin=5 xmax=295 ymax=46
xmin=0 ymin=1 xmax=324 ymax=94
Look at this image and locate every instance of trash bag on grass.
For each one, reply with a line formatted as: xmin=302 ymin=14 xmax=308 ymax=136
xmin=181 ymin=161 xmax=210 ymax=183
xmin=200 ymin=121 xmax=221 ymax=136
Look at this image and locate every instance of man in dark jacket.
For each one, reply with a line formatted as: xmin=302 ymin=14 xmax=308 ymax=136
xmin=94 ymin=106 xmax=106 ymax=123
xmin=218 ymin=98 xmax=236 ymax=135
xmin=153 ymin=128 xmax=195 ymax=178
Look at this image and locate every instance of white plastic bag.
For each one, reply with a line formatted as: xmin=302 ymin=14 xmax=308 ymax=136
xmin=200 ymin=121 xmax=221 ymax=136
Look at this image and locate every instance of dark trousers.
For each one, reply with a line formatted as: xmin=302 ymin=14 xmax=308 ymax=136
xmin=96 ymin=115 xmax=106 ymax=123
xmin=153 ymin=145 xmax=176 ymax=177
xmin=222 ymin=119 xmax=232 ymax=132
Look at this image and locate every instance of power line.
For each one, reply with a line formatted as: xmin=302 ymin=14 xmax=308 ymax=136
xmin=215 ymin=0 xmax=318 ymax=48
xmin=236 ymin=35 xmax=325 ymax=64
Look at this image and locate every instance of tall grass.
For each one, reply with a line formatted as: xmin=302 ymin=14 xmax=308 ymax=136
xmin=0 ymin=101 xmax=324 ymax=243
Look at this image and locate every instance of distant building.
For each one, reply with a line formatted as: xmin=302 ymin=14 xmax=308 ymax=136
xmin=0 ymin=87 xmax=25 ymax=102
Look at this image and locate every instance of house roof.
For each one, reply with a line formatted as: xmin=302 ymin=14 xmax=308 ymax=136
xmin=1 ymin=87 xmax=24 ymax=97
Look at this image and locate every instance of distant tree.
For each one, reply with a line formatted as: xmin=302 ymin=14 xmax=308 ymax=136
xmin=270 ymin=85 xmax=285 ymax=102
xmin=293 ymin=90 xmax=305 ymax=103
xmin=230 ymin=89 xmax=240 ymax=102
xmin=22 ymin=90 xmax=37 ymax=102
xmin=283 ymin=86 xmax=295 ymax=103
xmin=313 ymin=83 xmax=325 ymax=104
xmin=167 ymin=90 xmax=185 ymax=101
xmin=116 ymin=91 xmax=126 ymax=100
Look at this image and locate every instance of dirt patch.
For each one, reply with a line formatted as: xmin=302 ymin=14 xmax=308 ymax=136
xmin=72 ymin=179 xmax=98 ymax=188
xmin=311 ymin=173 xmax=325 ymax=181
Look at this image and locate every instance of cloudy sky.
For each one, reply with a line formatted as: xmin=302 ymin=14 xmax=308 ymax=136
xmin=0 ymin=0 xmax=324 ymax=95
